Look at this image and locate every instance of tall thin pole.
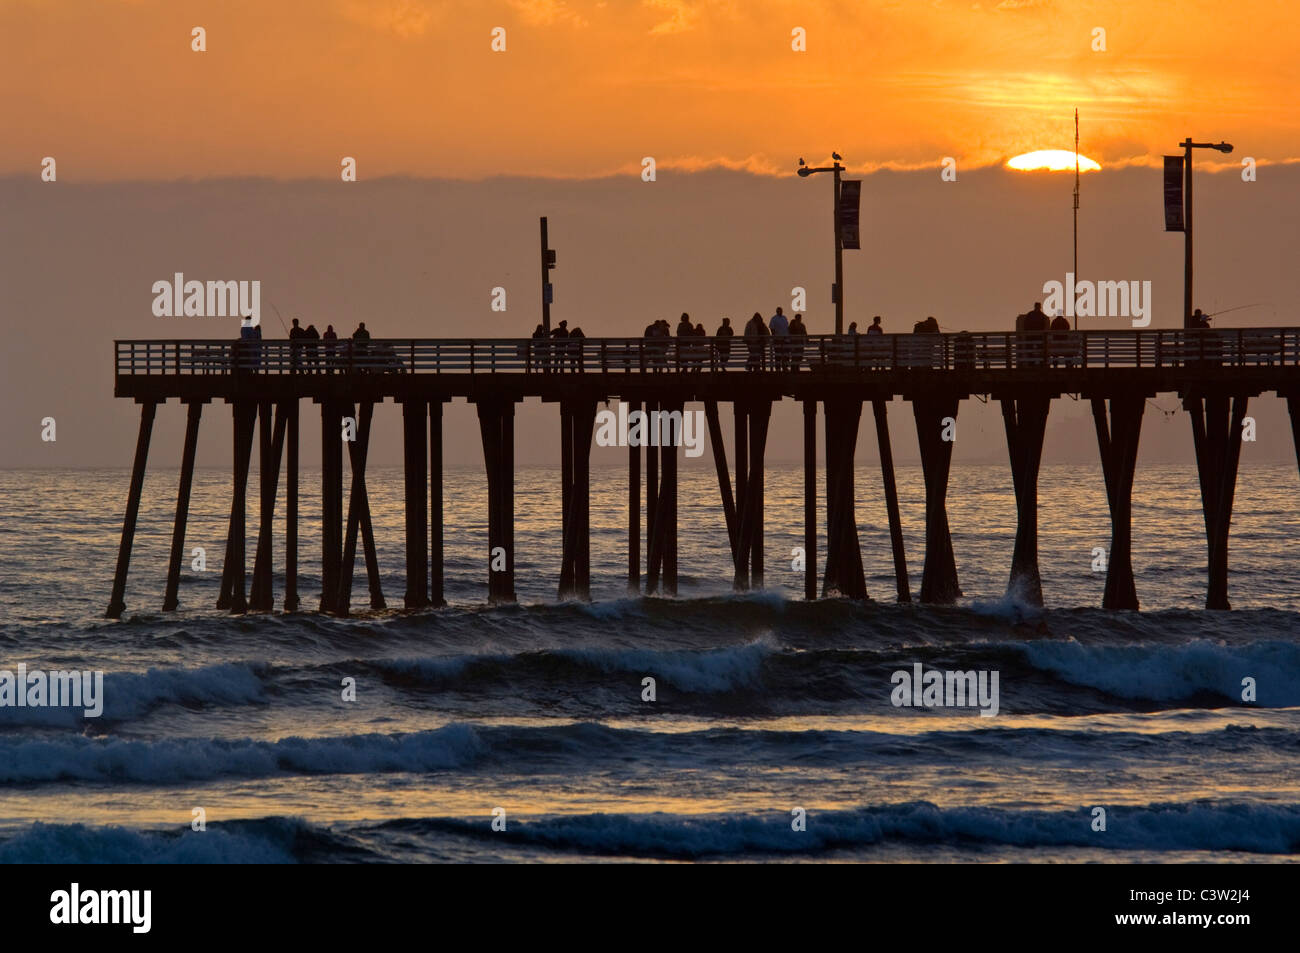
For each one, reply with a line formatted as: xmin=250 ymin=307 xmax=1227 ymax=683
xmin=1073 ymin=109 xmax=1080 ymax=331
xmin=832 ymin=162 xmax=844 ymax=335
xmin=1182 ymin=138 xmax=1194 ymax=328
xmin=540 ymin=216 xmax=553 ymax=334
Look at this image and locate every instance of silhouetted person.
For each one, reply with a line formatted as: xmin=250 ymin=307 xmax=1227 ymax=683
xmin=550 ymin=320 xmax=569 ymax=373
xmin=652 ymin=320 xmax=671 ymax=371
xmin=289 ymin=318 xmax=305 ymax=372
xmin=674 ymin=312 xmax=693 ymax=369
xmin=350 ymin=322 xmax=370 ymax=371
xmin=788 ymin=313 xmax=807 ymax=370
xmin=532 ymin=322 xmax=549 ymax=372
xmin=769 ymin=307 xmax=789 ymax=370
xmin=303 ymin=323 xmax=320 ymax=373
xmin=569 ymin=325 xmax=585 ymax=372
xmin=238 ymin=320 xmax=262 ymax=372
xmin=319 ymin=324 xmax=334 ymax=373
xmin=1189 ymin=308 xmax=1211 ymax=329
xmin=1025 ymin=303 xmax=1049 ymax=331
xmin=867 ymin=316 xmax=883 ymax=335
xmin=745 ymin=312 xmax=767 ymax=370
xmin=1049 ymin=313 xmax=1071 ymax=366
xmin=714 ymin=317 xmax=734 ymax=368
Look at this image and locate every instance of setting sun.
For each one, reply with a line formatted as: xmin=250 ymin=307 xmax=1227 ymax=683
xmin=1007 ymin=150 xmax=1102 ymax=172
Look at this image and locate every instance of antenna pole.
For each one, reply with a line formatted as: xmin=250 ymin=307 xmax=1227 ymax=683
xmin=1073 ymin=109 xmax=1080 ymax=331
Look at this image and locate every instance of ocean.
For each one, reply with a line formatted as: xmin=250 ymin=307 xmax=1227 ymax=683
xmin=1 ymin=462 xmax=1298 ymax=863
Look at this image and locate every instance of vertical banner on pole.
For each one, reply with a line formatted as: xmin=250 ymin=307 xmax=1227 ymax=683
xmin=1163 ymin=156 xmax=1185 ymax=231
xmin=838 ymin=180 xmax=862 ymax=249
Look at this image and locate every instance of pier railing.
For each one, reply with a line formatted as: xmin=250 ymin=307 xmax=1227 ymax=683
xmin=115 ymin=328 xmax=1300 ymax=376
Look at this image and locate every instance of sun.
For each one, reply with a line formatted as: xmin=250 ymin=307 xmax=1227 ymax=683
xmin=1006 ymin=150 xmax=1101 ymax=172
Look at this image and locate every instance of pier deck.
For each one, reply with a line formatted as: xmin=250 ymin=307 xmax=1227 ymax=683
xmin=107 ymin=328 xmax=1300 ymax=617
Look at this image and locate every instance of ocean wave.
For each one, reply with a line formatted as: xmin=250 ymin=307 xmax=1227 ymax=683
xmin=1019 ymin=639 xmax=1300 ymax=706
xmin=0 ymin=661 xmax=269 ymax=727
xmin=6 ymin=800 xmax=1296 ymax=863
xmin=1 ymin=721 xmax=1292 ymax=785
xmin=0 ymin=723 xmax=484 ymax=784
xmin=376 ymin=800 xmax=1300 ymax=858
xmin=0 ymin=816 xmax=364 ymax=864
xmin=371 ymin=639 xmax=775 ymax=694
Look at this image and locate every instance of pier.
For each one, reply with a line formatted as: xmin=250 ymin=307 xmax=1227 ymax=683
xmin=107 ymin=328 xmax=1300 ymax=617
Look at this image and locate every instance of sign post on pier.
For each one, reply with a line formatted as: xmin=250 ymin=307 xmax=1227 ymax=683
xmin=540 ymin=216 xmax=557 ymax=333
xmin=1170 ymin=138 xmax=1233 ymax=328
xmin=798 ymin=153 xmax=852 ymax=335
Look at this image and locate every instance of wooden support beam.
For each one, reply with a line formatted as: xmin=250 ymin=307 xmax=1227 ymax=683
xmin=821 ymin=399 xmax=866 ymax=599
xmin=628 ymin=399 xmax=641 ymax=594
xmin=576 ymin=402 xmax=595 ymax=599
xmin=106 ymin=400 xmax=158 ymax=619
xmin=822 ymin=404 xmax=843 ymax=595
xmin=873 ymin=399 xmax=910 ymax=603
xmin=732 ymin=402 xmax=750 ymax=589
xmin=163 ymin=400 xmax=203 ymax=611
xmin=284 ymin=400 xmax=300 ymax=612
xmin=430 ymin=400 xmax=446 ymax=608
xmin=477 ymin=400 xmax=517 ymax=603
xmin=503 ymin=402 xmax=516 ymax=600
xmin=249 ymin=401 xmax=273 ymax=610
xmin=339 ymin=401 xmax=382 ymax=614
xmin=559 ymin=403 xmax=576 ymax=597
xmin=913 ymin=395 xmax=962 ymax=604
xmin=318 ymin=401 xmax=344 ymax=613
xmin=1185 ymin=392 xmax=1247 ymax=609
xmin=803 ymin=399 xmax=817 ymax=601
xmin=664 ymin=401 xmax=681 ymax=595
xmin=1091 ymin=395 xmax=1144 ymax=610
xmin=704 ymin=400 xmax=738 ymax=559
xmin=558 ymin=400 xmax=597 ymax=601
xmin=403 ymin=399 xmax=430 ymax=608
xmin=646 ymin=401 xmax=660 ymax=594
xmin=227 ymin=401 xmax=257 ymax=614
xmin=250 ymin=401 xmax=287 ymax=612
xmin=1000 ymin=394 xmax=1051 ymax=606
xmin=1287 ymin=395 xmax=1300 ymax=482
xmin=746 ymin=400 xmax=771 ymax=590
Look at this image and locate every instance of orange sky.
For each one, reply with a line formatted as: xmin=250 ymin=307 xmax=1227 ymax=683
xmin=3 ymin=0 xmax=1297 ymax=180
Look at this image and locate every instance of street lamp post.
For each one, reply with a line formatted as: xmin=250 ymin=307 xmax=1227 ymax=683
xmin=799 ymin=154 xmax=846 ymax=335
xmin=1179 ymin=138 xmax=1233 ymax=327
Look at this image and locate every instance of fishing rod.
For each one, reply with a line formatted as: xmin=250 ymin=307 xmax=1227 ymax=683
xmin=1206 ymin=303 xmax=1269 ymax=319
xmin=269 ymin=301 xmax=291 ymax=335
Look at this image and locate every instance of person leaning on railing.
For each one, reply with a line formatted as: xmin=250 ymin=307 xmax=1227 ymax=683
xmin=713 ymin=318 xmax=734 ymax=369
xmin=744 ymin=312 xmax=768 ymax=370
xmin=788 ymin=314 xmax=807 ymax=371
xmin=237 ymin=319 xmax=262 ymax=373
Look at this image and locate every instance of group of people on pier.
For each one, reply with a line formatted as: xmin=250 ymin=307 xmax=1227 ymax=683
xmin=227 ymin=299 xmax=1231 ymax=377
xmin=529 ymin=319 xmax=588 ymax=372
xmin=235 ymin=319 xmax=381 ymax=372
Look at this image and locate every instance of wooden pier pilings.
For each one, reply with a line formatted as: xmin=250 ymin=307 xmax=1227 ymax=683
xmin=1091 ymin=394 xmax=1145 ymax=610
xmin=476 ymin=398 xmax=516 ymax=603
xmin=1000 ymin=392 xmax=1052 ymax=605
xmin=1185 ymin=392 xmax=1250 ymax=610
xmin=105 ymin=330 xmax=1300 ymax=618
xmin=913 ymin=393 xmax=963 ymax=604
xmin=822 ymin=398 xmax=867 ymax=599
